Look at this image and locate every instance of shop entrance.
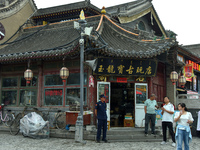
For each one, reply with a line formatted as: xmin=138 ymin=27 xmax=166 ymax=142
xmin=110 ymin=83 xmax=135 ymax=127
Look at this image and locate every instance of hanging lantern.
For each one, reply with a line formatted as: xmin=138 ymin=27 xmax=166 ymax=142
xmin=60 ymin=67 xmax=69 ymax=82
xmin=24 ymin=69 xmax=33 ymax=84
xmin=179 ymin=75 xmax=186 ymax=87
xmin=170 ymin=71 xmax=178 ymax=85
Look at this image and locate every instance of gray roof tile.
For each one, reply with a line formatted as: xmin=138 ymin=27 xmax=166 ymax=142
xmin=0 ymin=15 xmax=175 ymax=61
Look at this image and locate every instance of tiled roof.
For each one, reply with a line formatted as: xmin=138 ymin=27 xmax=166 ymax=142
xmin=0 ymin=15 xmax=176 ymax=62
xmin=96 ymin=15 xmax=175 ymax=58
xmin=178 ymin=44 xmax=200 ymax=60
xmin=183 ymin=44 xmax=200 ymax=56
xmin=106 ymin=0 xmax=152 ymax=17
xmin=33 ymin=1 xmax=100 ymax=17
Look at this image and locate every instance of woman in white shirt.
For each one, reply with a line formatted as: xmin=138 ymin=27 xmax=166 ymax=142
xmin=174 ymin=103 xmax=194 ymax=150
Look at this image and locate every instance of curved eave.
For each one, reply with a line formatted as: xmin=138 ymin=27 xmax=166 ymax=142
xmin=99 ymin=42 xmax=173 ymax=59
xmin=95 ymin=15 xmax=175 ymax=58
xmin=0 ymin=14 xmax=175 ymax=62
xmin=178 ymin=46 xmax=200 ymax=61
xmin=0 ymin=44 xmax=80 ymax=63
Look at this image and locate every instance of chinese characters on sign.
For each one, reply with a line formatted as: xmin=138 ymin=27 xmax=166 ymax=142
xmin=95 ymin=58 xmax=157 ymax=76
xmin=45 ymin=89 xmax=63 ymax=96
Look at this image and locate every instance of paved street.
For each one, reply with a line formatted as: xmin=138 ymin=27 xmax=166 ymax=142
xmin=0 ymin=133 xmax=199 ymax=150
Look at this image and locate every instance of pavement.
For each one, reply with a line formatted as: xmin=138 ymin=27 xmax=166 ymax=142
xmin=0 ymin=133 xmax=199 ymax=150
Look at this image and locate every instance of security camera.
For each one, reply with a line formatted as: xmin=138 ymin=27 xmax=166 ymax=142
xmin=79 ymin=39 xmax=84 ymax=45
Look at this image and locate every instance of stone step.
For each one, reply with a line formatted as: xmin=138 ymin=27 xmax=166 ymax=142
xmin=84 ymin=133 xmax=162 ymax=141
xmin=0 ymin=126 xmax=163 ymax=142
xmin=84 ymin=128 xmax=162 ymax=135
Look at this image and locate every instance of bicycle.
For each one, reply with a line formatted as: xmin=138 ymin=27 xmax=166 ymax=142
xmin=42 ymin=107 xmax=52 ymax=122
xmin=0 ymin=104 xmax=14 ymax=126
xmin=9 ymin=105 xmax=43 ymax=135
xmin=9 ymin=105 xmax=28 ymax=135
xmin=54 ymin=110 xmax=66 ymax=130
xmin=42 ymin=108 xmax=66 ymax=130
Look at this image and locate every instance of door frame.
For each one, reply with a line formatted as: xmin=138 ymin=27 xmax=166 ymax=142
xmin=97 ymin=81 xmax=111 ymax=128
xmin=134 ymin=83 xmax=148 ymax=127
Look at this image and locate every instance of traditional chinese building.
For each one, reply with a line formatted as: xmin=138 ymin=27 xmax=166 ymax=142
xmin=0 ymin=0 xmax=179 ymax=128
xmin=176 ymin=44 xmax=200 ymax=136
xmin=177 ymin=44 xmax=200 ymax=94
xmin=0 ymin=0 xmax=37 ymax=45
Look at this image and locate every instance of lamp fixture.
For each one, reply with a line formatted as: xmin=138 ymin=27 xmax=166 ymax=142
xmin=60 ymin=67 xmax=69 ymax=83
xmin=24 ymin=60 xmax=33 ymax=84
xmin=178 ymin=75 xmax=186 ymax=87
xmin=170 ymin=71 xmax=178 ymax=85
xmin=60 ymin=57 xmax=69 ymax=83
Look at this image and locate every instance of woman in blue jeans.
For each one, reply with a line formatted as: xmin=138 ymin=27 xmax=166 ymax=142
xmin=174 ymin=103 xmax=194 ymax=150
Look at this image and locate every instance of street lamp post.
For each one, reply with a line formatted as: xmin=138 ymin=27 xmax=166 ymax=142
xmin=75 ymin=10 xmax=87 ymax=144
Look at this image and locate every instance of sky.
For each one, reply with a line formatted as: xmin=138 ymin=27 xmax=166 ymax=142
xmin=34 ymin=0 xmax=200 ymax=46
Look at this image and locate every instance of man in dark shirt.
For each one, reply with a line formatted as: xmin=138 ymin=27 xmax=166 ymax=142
xmin=95 ymin=94 xmax=107 ymax=143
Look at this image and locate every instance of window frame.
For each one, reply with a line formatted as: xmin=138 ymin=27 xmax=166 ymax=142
xmin=2 ymin=77 xmax=18 ymax=88
xmin=44 ymin=88 xmax=64 ymax=106
xmin=20 ymin=76 xmax=38 ymax=87
xmin=1 ymin=90 xmax=18 ymax=106
xmin=19 ymin=89 xmax=37 ymax=106
xmin=65 ymin=87 xmax=87 ymax=106
xmin=1 ymin=76 xmax=38 ymax=106
xmin=138 ymin=21 xmax=146 ymax=31
xmin=43 ymin=72 xmax=88 ymax=106
xmin=44 ymin=74 xmax=64 ymax=87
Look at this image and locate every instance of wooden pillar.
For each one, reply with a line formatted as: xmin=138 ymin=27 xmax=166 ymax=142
xmin=37 ymin=60 xmax=43 ymax=107
xmin=148 ymin=77 xmax=153 ymax=97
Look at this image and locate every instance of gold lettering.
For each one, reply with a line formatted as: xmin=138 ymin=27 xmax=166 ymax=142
xmin=136 ymin=77 xmax=145 ymax=82
xmin=126 ymin=65 xmax=134 ymax=74
xmin=117 ymin=65 xmax=125 ymax=74
xmin=98 ymin=65 xmax=104 ymax=72
xmin=145 ymin=66 xmax=152 ymax=75
xmin=136 ymin=67 xmax=144 ymax=74
xmin=107 ymin=65 xmax=115 ymax=73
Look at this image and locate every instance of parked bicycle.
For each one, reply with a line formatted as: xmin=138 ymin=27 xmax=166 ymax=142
xmin=43 ymin=108 xmax=66 ymax=130
xmin=0 ymin=104 xmax=14 ymax=126
xmin=9 ymin=105 xmax=28 ymax=135
xmin=9 ymin=105 xmax=44 ymax=135
xmin=42 ymin=107 xmax=66 ymax=129
xmin=54 ymin=110 xmax=66 ymax=130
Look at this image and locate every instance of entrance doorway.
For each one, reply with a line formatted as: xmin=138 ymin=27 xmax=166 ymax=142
xmin=110 ymin=83 xmax=135 ymax=127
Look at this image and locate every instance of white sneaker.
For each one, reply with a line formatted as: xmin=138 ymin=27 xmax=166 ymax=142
xmin=172 ymin=142 xmax=176 ymax=147
xmin=160 ymin=141 xmax=166 ymax=145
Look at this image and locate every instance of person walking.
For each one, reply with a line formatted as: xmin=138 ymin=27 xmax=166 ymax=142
xmin=95 ymin=94 xmax=107 ymax=143
xmin=160 ymin=96 xmax=176 ymax=147
xmin=144 ymin=94 xmax=158 ymax=136
xmin=174 ymin=103 xmax=194 ymax=150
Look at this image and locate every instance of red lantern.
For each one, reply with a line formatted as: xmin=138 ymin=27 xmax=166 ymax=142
xmin=24 ymin=69 xmax=33 ymax=84
xmin=60 ymin=67 xmax=69 ymax=82
xmin=170 ymin=71 xmax=178 ymax=85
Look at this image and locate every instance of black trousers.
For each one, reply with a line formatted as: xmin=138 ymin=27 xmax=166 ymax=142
xmin=162 ymin=121 xmax=175 ymax=143
xmin=97 ymin=119 xmax=107 ymax=141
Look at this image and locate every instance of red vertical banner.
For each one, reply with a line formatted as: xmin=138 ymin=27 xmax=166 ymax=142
xmin=184 ymin=64 xmax=194 ymax=79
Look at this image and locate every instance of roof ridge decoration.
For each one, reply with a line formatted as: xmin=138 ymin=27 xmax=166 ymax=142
xmin=104 ymin=15 xmax=139 ymax=36
xmin=104 ymin=0 xmax=168 ymax=39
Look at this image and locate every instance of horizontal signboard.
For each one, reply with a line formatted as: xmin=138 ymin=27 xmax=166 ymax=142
xmin=94 ymin=58 xmax=157 ymax=76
